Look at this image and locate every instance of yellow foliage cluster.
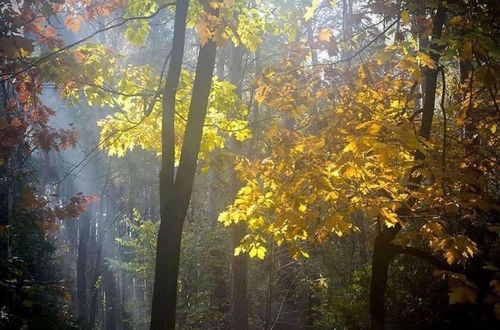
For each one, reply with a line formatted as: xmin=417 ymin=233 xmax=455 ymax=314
xmin=219 ymin=42 xmax=500 ymax=270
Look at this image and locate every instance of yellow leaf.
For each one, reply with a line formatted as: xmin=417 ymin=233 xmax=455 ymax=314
xmin=218 ymin=211 xmax=231 ymax=226
xmin=401 ymin=9 xmax=410 ymax=25
xmin=344 ymin=165 xmax=357 ymax=178
xmin=416 ymin=52 xmax=436 ymax=69
xmin=325 ymin=191 xmax=339 ymax=201
xmin=343 ymin=138 xmax=359 ymax=155
xmin=380 ymin=208 xmax=399 ymax=226
xmin=367 ymin=123 xmax=381 ymax=135
xmin=304 ymin=0 xmax=320 ymax=21
xmin=249 ymin=245 xmax=266 ymax=259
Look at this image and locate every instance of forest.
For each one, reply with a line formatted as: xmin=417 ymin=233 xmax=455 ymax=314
xmin=0 ymin=0 xmax=499 ymax=329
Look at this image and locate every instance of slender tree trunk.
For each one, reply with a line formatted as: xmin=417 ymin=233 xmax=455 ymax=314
xmin=231 ymin=224 xmax=248 ymax=329
xmin=89 ymin=216 xmax=103 ymax=329
xmin=150 ymin=1 xmax=218 ymax=328
xmin=89 ymin=172 xmax=110 ymax=328
xmin=150 ymin=0 xmax=189 ymax=328
xmin=77 ymin=211 xmax=91 ymax=329
xmin=207 ymin=49 xmax=229 ymax=323
xmin=368 ymin=4 xmax=446 ymax=329
xmin=104 ymin=267 xmax=117 ymax=330
xmin=227 ymin=44 xmax=249 ymax=330
xmin=354 ymin=210 xmax=368 ymax=264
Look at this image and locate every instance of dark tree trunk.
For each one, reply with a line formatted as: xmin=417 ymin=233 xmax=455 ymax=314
xmin=354 ymin=210 xmax=368 ymax=264
xmin=104 ymin=267 xmax=117 ymax=330
xmin=227 ymin=44 xmax=249 ymax=330
xmin=231 ymin=223 xmax=249 ymax=330
xmin=207 ymin=48 xmax=229 ymax=323
xmin=368 ymin=4 xmax=446 ymax=330
xmin=88 ymin=219 xmax=103 ymax=329
xmin=369 ymin=228 xmax=398 ymax=330
xmin=150 ymin=0 xmax=218 ymax=328
xmin=77 ymin=211 xmax=91 ymax=329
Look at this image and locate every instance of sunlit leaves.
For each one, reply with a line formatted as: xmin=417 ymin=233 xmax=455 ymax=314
xmin=96 ymin=69 xmax=250 ymax=160
xmin=380 ymin=208 xmax=399 ymax=227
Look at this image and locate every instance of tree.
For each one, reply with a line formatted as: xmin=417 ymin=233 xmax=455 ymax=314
xmin=150 ymin=0 xmax=218 ymax=328
xmin=219 ymin=0 xmax=499 ymax=328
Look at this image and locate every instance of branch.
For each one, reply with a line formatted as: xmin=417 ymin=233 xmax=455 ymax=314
xmin=389 ymin=243 xmax=464 ymax=274
xmin=440 ymin=66 xmax=447 ymax=168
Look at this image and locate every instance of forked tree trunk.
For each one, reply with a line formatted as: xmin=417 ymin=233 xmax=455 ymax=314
xmin=150 ymin=0 xmax=218 ymax=328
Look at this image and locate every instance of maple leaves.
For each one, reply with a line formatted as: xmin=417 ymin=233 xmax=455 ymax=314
xmin=220 ymin=28 xmax=498 ymax=283
xmin=13 ymin=188 xmax=98 ymax=234
xmin=91 ymin=68 xmax=251 ymax=160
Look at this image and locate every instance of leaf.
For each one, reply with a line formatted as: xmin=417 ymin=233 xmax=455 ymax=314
xmin=343 ymin=165 xmax=357 ymax=178
xmin=318 ymin=28 xmax=332 ymax=42
xmin=416 ymin=52 xmax=436 ymax=69
xmin=10 ymin=118 xmax=22 ymax=128
xmin=380 ymin=208 xmax=399 ymax=226
xmin=401 ymin=9 xmax=410 ymax=25
xmin=64 ymin=16 xmax=82 ymax=32
xmin=197 ymin=16 xmax=211 ymax=46
xmin=304 ymin=0 xmax=320 ymax=21
xmin=343 ymin=139 xmax=359 ymax=155
xmin=249 ymin=245 xmax=266 ymax=259
xmin=449 ymin=286 xmax=477 ymax=304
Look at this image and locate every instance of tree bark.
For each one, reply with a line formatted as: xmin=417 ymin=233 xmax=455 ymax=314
xmin=150 ymin=0 xmax=218 ymax=328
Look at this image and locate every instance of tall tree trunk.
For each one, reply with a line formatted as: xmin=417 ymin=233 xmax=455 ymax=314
xmin=228 ymin=44 xmax=249 ymax=330
xmin=207 ymin=49 xmax=229 ymax=324
xmin=150 ymin=0 xmax=218 ymax=328
xmin=77 ymin=211 xmax=91 ymax=329
xmin=368 ymin=4 xmax=446 ymax=330
xmin=150 ymin=0 xmax=189 ymax=328
xmin=368 ymin=227 xmax=398 ymax=330
xmin=89 ymin=172 xmax=110 ymax=329
xmin=104 ymin=267 xmax=117 ymax=330
xmin=89 ymin=214 xmax=103 ymax=329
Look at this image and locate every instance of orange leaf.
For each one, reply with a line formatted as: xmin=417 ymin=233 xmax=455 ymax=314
xmin=318 ymin=28 xmax=332 ymax=42
xmin=64 ymin=16 xmax=81 ymax=33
